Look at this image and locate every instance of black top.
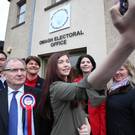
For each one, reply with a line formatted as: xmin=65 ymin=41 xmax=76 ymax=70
xmin=107 ymin=85 xmax=135 ymax=135
xmin=35 ymin=76 xmax=44 ymax=90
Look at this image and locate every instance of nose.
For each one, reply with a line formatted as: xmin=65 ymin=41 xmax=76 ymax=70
xmin=17 ymin=70 xmax=23 ymax=75
xmin=83 ymin=61 xmax=89 ymax=65
xmin=63 ymin=61 xmax=68 ymax=66
xmin=115 ymin=70 xmax=120 ymax=75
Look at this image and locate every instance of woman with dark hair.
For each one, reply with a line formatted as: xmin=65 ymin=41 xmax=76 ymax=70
xmin=73 ymin=54 xmax=106 ymax=135
xmin=25 ymin=56 xmax=44 ymax=90
xmin=39 ymin=52 xmax=92 ymax=135
xmin=73 ymin=54 xmax=96 ymax=82
xmin=38 ymin=1 xmax=135 ymax=135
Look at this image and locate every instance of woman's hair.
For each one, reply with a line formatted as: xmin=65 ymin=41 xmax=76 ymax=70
xmin=39 ymin=52 xmax=71 ymax=119
xmin=0 ymin=51 xmax=7 ymax=59
xmin=122 ymin=60 xmax=135 ymax=84
xmin=76 ymin=54 xmax=96 ymax=75
xmin=108 ymin=60 xmax=135 ymax=89
xmin=25 ymin=56 xmax=41 ymax=67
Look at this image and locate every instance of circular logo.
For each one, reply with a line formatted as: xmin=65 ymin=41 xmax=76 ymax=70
xmin=21 ymin=93 xmax=36 ymax=108
xmin=51 ymin=8 xmax=69 ymax=29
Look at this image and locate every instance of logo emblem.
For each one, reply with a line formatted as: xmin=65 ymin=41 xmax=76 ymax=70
xmin=21 ymin=93 xmax=36 ymax=108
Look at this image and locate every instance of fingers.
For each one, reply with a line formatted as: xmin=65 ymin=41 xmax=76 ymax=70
xmin=78 ymin=119 xmax=91 ymax=135
xmin=110 ymin=3 xmax=121 ymax=24
xmin=112 ymin=0 xmax=119 ymax=4
xmin=110 ymin=2 xmax=126 ymax=33
xmin=78 ymin=124 xmax=90 ymax=135
xmin=85 ymin=117 xmax=91 ymax=132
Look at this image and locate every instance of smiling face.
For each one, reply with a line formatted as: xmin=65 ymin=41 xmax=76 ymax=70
xmin=80 ymin=57 xmax=93 ymax=74
xmin=57 ymin=55 xmax=71 ymax=81
xmin=113 ymin=66 xmax=129 ymax=82
xmin=26 ymin=60 xmax=40 ymax=75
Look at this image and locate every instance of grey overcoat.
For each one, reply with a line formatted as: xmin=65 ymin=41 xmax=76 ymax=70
xmin=50 ymin=77 xmax=105 ymax=135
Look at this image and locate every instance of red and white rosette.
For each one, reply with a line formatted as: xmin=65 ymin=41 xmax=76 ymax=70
xmin=21 ymin=93 xmax=36 ymax=135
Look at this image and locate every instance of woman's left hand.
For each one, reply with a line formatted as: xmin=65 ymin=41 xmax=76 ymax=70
xmin=78 ymin=118 xmax=91 ymax=135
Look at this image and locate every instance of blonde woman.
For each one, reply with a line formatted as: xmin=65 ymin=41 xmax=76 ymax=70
xmin=107 ymin=60 xmax=135 ymax=135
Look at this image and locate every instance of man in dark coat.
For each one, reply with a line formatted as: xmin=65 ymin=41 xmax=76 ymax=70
xmin=0 ymin=51 xmax=7 ymax=90
xmin=0 ymin=58 xmax=41 ymax=135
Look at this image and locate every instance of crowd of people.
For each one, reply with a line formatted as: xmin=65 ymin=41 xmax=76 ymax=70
xmin=0 ymin=0 xmax=135 ymax=135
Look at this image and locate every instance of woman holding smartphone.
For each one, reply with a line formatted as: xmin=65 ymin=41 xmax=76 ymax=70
xmin=38 ymin=0 xmax=135 ymax=135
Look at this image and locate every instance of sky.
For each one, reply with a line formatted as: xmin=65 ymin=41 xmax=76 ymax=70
xmin=0 ymin=0 xmax=9 ymax=41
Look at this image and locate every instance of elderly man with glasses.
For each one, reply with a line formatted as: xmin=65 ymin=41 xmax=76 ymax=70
xmin=0 ymin=58 xmax=41 ymax=135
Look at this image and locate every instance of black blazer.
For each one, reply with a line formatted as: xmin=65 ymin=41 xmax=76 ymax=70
xmin=0 ymin=85 xmax=41 ymax=135
xmin=35 ymin=76 xmax=44 ymax=90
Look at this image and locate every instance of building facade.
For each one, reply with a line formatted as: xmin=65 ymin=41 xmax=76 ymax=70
xmin=4 ymin=0 xmax=135 ymax=75
xmin=5 ymin=0 xmax=34 ymax=57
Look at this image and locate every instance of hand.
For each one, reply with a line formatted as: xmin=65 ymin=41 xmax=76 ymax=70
xmin=78 ymin=118 xmax=91 ymax=135
xmin=110 ymin=0 xmax=135 ymax=47
xmin=78 ymin=124 xmax=90 ymax=135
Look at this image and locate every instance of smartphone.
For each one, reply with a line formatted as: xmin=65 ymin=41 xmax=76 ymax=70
xmin=119 ymin=0 xmax=128 ymax=15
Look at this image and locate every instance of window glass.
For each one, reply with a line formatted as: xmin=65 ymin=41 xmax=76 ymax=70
xmin=69 ymin=54 xmax=86 ymax=68
xmin=20 ymin=4 xmax=26 ymax=13
xmin=18 ymin=13 xmax=25 ymax=24
xmin=17 ymin=2 xmax=26 ymax=24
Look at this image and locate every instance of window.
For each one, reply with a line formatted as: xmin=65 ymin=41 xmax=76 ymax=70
xmin=45 ymin=0 xmax=68 ymax=11
xmin=17 ymin=0 xmax=26 ymax=24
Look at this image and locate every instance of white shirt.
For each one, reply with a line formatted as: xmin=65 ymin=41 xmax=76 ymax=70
xmin=8 ymin=86 xmax=24 ymax=135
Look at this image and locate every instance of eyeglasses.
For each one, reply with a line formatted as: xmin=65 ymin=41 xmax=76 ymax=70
xmin=3 ymin=68 xmax=26 ymax=73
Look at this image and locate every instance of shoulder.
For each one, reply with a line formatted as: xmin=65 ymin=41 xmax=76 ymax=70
xmin=128 ymin=87 xmax=135 ymax=95
xmin=37 ymin=76 xmax=44 ymax=82
xmin=24 ymin=85 xmax=41 ymax=95
xmin=50 ymin=81 xmax=78 ymax=96
xmin=50 ymin=81 xmax=73 ymax=91
xmin=50 ymin=78 xmax=92 ymax=91
xmin=36 ymin=76 xmax=45 ymax=89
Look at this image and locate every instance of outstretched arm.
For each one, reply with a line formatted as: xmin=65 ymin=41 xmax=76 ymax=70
xmin=87 ymin=0 xmax=135 ymax=89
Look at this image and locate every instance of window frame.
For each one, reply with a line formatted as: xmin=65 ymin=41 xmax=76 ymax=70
xmin=45 ymin=0 xmax=69 ymax=11
xmin=17 ymin=0 xmax=26 ymax=25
